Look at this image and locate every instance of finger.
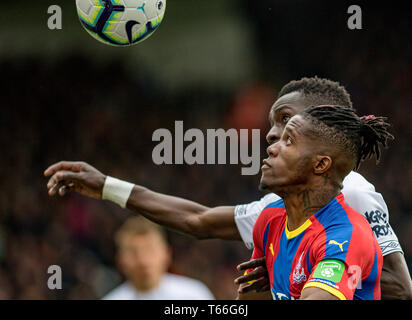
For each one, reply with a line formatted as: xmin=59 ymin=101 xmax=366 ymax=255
xmin=47 ymin=172 xmax=81 ymax=196
xmin=236 ymin=257 xmax=266 ymax=271
xmin=240 ymin=278 xmax=268 ymax=293
xmin=59 ymin=184 xmax=74 ymax=196
xmin=235 ymin=266 xmax=267 ymax=282
xmin=237 ymin=278 xmax=268 ymax=294
xmin=234 ymin=266 xmax=267 ymax=284
xmin=44 ymin=161 xmax=70 ymax=177
xmin=47 ymin=173 xmax=67 ymax=189
xmin=58 ymin=185 xmax=66 ymax=196
xmin=44 ymin=161 xmax=83 ymax=177
xmin=47 ymin=171 xmax=82 ymax=189
xmin=60 ymin=182 xmax=75 ymax=195
xmin=256 ymin=283 xmax=270 ymax=293
xmin=48 ymin=181 xmax=65 ymax=196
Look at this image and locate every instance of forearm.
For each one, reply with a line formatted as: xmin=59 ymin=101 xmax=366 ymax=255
xmin=126 ymin=185 xmax=208 ymax=235
xmin=381 ymin=252 xmax=412 ymax=300
xmin=126 ymin=185 xmax=239 ymax=240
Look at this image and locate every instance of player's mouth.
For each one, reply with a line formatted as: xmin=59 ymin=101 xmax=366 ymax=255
xmin=261 ymin=159 xmax=271 ymax=169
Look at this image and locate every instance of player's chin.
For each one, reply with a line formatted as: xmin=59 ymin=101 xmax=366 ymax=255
xmin=259 ymin=174 xmax=273 ymax=191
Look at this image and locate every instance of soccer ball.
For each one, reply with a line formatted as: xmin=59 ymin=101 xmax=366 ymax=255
xmin=76 ymin=0 xmax=166 ymax=46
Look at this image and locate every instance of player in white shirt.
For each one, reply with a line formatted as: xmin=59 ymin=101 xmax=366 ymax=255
xmin=103 ymin=273 xmax=214 ymax=300
xmin=102 ymin=216 xmax=214 ymax=300
xmin=45 ymin=77 xmax=412 ymax=299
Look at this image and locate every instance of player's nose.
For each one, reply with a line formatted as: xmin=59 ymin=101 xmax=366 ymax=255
xmin=266 ymin=126 xmax=281 ymax=144
xmin=266 ymin=141 xmax=280 ymax=158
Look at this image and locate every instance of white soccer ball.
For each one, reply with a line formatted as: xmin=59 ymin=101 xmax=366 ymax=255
xmin=75 ymin=0 xmax=166 ymax=46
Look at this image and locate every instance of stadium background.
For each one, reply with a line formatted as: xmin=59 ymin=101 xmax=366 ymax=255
xmin=0 ymin=0 xmax=410 ymax=299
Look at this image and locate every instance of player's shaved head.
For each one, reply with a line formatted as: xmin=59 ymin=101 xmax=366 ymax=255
xmin=278 ymin=76 xmax=353 ymax=109
xmin=266 ymin=76 xmax=353 ymax=148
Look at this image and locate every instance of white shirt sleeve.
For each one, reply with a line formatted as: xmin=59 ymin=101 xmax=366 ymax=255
xmin=234 ymin=193 xmax=281 ymax=250
xmin=341 ymin=172 xmax=403 ymax=256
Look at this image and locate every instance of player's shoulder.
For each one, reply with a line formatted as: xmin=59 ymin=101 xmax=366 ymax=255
xmin=253 ymin=198 xmax=286 ymax=235
xmin=311 ymin=195 xmax=376 ymax=260
xmin=234 ymin=193 xmax=281 ymax=219
xmin=336 ymin=201 xmax=380 ymax=261
xmin=342 ymin=171 xmax=375 ymax=192
xmin=263 ymin=197 xmax=285 ymax=210
xmin=333 ymin=194 xmax=376 ymax=242
xmin=341 ymin=171 xmax=389 ymax=218
xmin=313 ymin=194 xmax=365 ymax=233
xmin=258 ymin=198 xmax=285 ymax=222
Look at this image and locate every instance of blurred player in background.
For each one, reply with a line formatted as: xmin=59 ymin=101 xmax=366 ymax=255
xmin=44 ymin=77 xmax=412 ymax=299
xmin=102 ymin=216 xmax=214 ymax=300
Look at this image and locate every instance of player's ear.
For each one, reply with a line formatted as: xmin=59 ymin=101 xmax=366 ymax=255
xmin=313 ymin=155 xmax=332 ymax=174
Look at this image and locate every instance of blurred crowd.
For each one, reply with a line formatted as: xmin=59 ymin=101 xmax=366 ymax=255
xmin=0 ymin=1 xmax=410 ymax=300
xmin=0 ymin=55 xmax=267 ymax=299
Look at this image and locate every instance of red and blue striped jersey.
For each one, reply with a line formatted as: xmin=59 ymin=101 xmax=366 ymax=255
xmin=251 ymin=193 xmax=383 ymax=300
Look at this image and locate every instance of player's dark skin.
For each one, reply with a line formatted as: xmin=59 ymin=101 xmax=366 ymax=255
xmin=237 ymin=113 xmax=351 ymax=299
xmin=44 ymin=91 xmax=412 ymax=300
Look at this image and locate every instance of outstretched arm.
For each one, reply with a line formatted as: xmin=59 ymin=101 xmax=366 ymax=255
xmin=45 ymin=161 xmax=241 ymax=240
xmin=127 ymin=185 xmax=240 ymax=240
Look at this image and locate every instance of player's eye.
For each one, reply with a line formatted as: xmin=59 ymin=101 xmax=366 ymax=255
xmin=282 ymin=114 xmax=291 ymax=124
xmin=285 ymin=136 xmax=292 ymax=146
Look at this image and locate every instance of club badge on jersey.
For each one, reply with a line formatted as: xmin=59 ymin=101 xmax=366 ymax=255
xmin=292 ymin=252 xmax=307 ymax=284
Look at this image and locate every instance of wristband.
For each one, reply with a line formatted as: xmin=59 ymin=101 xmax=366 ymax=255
xmin=102 ymin=176 xmax=135 ymax=208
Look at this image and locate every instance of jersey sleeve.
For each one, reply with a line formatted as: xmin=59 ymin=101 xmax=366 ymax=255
xmin=303 ymin=259 xmax=355 ymax=300
xmin=234 ymin=193 xmax=281 ymax=249
xmin=342 ymin=177 xmax=403 ymax=256
xmin=302 ymin=222 xmax=357 ymax=300
xmin=303 ymin=215 xmax=382 ymax=300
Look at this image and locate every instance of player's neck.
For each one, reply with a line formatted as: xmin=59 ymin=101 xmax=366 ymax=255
xmin=283 ymin=184 xmax=340 ymax=232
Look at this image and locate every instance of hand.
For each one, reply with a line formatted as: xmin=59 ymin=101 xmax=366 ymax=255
xmin=234 ymin=257 xmax=270 ymax=294
xmin=44 ymin=161 xmax=106 ymax=200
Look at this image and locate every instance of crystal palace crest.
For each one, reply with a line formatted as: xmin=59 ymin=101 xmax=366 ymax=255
xmin=292 ymin=252 xmax=307 ymax=284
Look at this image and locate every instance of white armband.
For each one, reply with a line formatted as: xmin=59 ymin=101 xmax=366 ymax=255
xmin=102 ymin=176 xmax=135 ymax=208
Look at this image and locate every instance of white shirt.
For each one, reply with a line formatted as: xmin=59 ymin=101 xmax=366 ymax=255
xmin=234 ymin=171 xmax=403 ymax=256
xmin=102 ymin=273 xmax=215 ymax=300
